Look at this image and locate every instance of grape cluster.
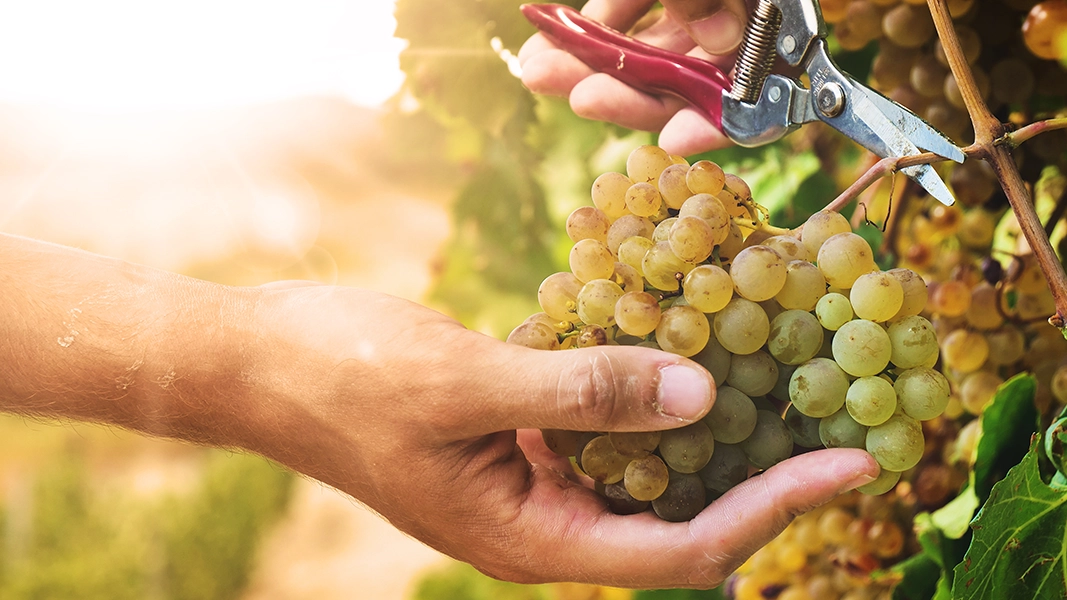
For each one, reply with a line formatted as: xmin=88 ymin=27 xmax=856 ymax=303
xmin=508 ymin=145 xmax=951 ymax=521
xmin=725 ymin=492 xmax=912 ymax=600
xmin=821 ymin=0 xmax=1067 ymax=148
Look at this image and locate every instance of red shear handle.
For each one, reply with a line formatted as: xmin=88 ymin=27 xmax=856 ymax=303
xmin=521 ymin=3 xmax=730 ymax=128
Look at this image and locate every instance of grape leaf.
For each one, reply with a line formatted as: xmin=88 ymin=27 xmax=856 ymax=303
xmin=971 ymin=375 xmax=1039 ymax=500
xmin=952 ymin=436 xmax=1067 ymax=600
xmin=890 ymin=552 xmax=942 ymax=600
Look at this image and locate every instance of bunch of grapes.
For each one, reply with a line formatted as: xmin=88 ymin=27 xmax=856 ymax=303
xmin=725 ymin=492 xmax=913 ymax=600
xmin=508 ymin=145 xmax=953 ymax=521
xmin=820 ymin=0 xmax=1067 ymax=149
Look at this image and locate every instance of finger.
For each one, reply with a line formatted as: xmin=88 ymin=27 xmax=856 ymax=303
xmin=516 ymin=428 xmax=581 ymax=478
xmin=569 ymin=74 xmax=687 ymax=132
xmin=520 ymin=48 xmax=597 ymax=97
xmin=454 ymin=341 xmax=715 ymax=438
xmin=508 ymin=448 xmax=878 ymax=588
xmin=662 ymin=0 xmax=750 ymax=55
xmin=580 ymin=0 xmax=660 ymax=30
xmin=658 ymin=108 xmax=735 ymax=155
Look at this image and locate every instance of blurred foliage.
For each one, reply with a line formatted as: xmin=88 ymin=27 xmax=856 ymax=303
xmin=0 ymin=442 xmax=292 ymax=599
xmin=413 ymin=562 xmax=634 ymax=600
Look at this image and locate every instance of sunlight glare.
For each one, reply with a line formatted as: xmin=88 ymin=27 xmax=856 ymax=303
xmin=0 ymin=0 xmax=406 ymax=111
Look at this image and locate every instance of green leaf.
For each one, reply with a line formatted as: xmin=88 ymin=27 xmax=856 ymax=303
xmin=972 ymin=375 xmax=1039 ymax=501
xmin=952 ymin=437 xmax=1067 ymax=600
xmin=891 ymin=552 xmax=941 ymax=600
xmin=931 ymin=486 xmax=980 ymax=540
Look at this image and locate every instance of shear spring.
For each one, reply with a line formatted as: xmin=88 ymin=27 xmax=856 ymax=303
xmin=730 ymin=0 xmax=781 ymax=104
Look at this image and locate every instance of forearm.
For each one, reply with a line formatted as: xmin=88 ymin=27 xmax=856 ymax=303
xmin=0 ymin=233 xmax=263 ymax=447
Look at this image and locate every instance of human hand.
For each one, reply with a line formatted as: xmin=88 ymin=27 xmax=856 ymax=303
xmin=518 ymin=0 xmax=751 ymax=157
xmin=248 ymin=285 xmax=880 ymax=588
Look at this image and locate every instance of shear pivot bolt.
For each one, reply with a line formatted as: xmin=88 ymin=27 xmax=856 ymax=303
xmin=816 ymin=82 xmax=845 ymax=118
xmin=781 ymin=35 xmax=796 ymax=55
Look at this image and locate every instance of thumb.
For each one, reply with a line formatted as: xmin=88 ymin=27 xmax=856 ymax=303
xmin=662 ymin=0 xmax=750 ymax=55
xmin=465 ymin=343 xmax=716 ymax=436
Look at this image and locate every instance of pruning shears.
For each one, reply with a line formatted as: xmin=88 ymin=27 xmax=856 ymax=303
xmin=521 ymin=1 xmax=964 ymax=205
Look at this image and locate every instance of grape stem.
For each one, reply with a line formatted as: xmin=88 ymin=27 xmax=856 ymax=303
xmin=925 ymin=0 xmax=1067 ymax=333
xmin=996 ymin=118 xmax=1067 ymax=150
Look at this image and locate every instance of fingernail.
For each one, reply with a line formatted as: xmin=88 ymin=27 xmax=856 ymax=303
xmin=842 ymin=471 xmax=879 ymax=491
xmin=687 ymin=11 xmax=745 ymax=55
xmin=657 ymin=364 xmax=712 ymax=420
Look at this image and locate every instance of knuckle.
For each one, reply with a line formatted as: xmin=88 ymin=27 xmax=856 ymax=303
xmin=560 ymin=351 xmax=623 ymax=431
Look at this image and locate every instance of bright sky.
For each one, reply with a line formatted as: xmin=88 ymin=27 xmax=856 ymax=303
xmin=0 ymin=0 xmax=406 ymax=111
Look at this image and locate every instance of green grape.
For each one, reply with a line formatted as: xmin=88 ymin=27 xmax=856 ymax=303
xmin=683 ymin=264 xmax=733 ymax=313
xmin=625 ymin=182 xmax=662 ymax=217
xmin=626 ymin=144 xmax=673 ymax=186
xmin=817 ymin=233 xmax=877 ymax=289
xmin=600 ymin=481 xmax=650 ymax=515
xmin=591 ymin=172 xmax=632 ymax=220
xmin=656 ymin=305 xmax=710 ymax=357
xmin=940 ymin=329 xmax=989 ymax=373
xmin=659 ymin=421 xmax=715 ymax=473
xmin=726 ymin=350 xmax=779 ymax=397
xmin=883 ymin=270 xmax=926 ymax=320
xmin=538 ymin=272 xmax=583 ymax=322
xmin=895 ymin=366 xmax=951 ymax=420
xmin=611 ymin=262 xmax=642 ymax=293
xmin=731 ymin=246 xmax=788 ymax=301
xmin=678 ymin=193 xmax=731 ymax=244
xmin=790 ymin=357 xmax=849 ymax=417
xmin=652 ymin=217 xmax=677 ymax=243
xmin=566 ymin=206 xmax=611 ymax=244
xmin=506 ymin=321 xmax=561 ymax=350
xmin=652 ymin=471 xmax=706 ymax=522
xmin=712 ymin=298 xmax=771 ymax=355
xmin=614 ymin=291 xmax=661 ymax=336
xmin=761 ymin=235 xmax=811 ymax=262
xmin=959 ymin=370 xmax=1003 ymax=415
xmin=624 ymin=454 xmax=670 ymax=501
xmin=697 ymin=443 xmax=750 ymax=493
xmin=850 ymin=271 xmax=904 ymax=322
xmin=739 ymin=410 xmax=795 ymax=469
xmin=815 ymin=292 xmax=853 ymax=331
xmin=845 ymin=376 xmax=897 ymax=426
xmin=702 ymin=386 xmax=758 ymax=443
xmin=576 ymin=324 xmax=609 ymax=347
xmin=576 ymin=279 xmax=624 ymax=327
xmin=776 ymin=260 xmax=827 ymax=311
xmin=832 ymin=319 xmax=892 ymax=377
xmin=768 ymin=309 xmax=825 ymax=365
xmin=617 ymin=236 xmax=654 ymax=276
xmin=801 ymin=210 xmax=851 ymax=257
xmin=887 ymin=315 xmax=939 ymax=369
xmin=784 ymin=404 xmax=823 ymax=447
xmin=669 ymin=215 xmax=716 ymax=262
xmin=570 ymin=239 xmax=615 ymax=283
xmin=609 ymin=431 xmax=662 ymax=458
xmin=686 ymin=160 xmax=726 ymax=195
xmin=866 ymin=414 xmax=925 ymax=471
xmin=643 ymin=241 xmax=696 ymax=291
xmin=857 ymin=469 xmax=902 ymax=495
xmin=606 ymin=214 xmax=655 ymax=254
xmin=690 ymin=329 xmax=733 ymax=385
xmin=541 ymin=429 xmax=584 ymax=456
xmin=581 ymin=435 xmax=631 ymax=483
xmin=718 ymin=222 xmax=745 ymax=265
xmin=658 ymin=163 xmax=692 ymax=210
xmin=819 ymin=407 xmax=868 ymax=449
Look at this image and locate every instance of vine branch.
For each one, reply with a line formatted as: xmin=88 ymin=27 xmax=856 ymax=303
xmin=927 ymin=0 xmax=1067 ymax=331
xmin=996 ymin=117 xmax=1067 ymax=149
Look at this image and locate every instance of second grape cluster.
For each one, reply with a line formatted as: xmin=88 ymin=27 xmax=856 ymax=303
xmin=508 ymin=145 xmax=950 ymax=522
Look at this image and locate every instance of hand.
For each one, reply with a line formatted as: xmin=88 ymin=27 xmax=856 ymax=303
xmin=518 ymin=0 xmax=751 ymax=157
xmin=249 ymin=285 xmax=880 ymax=588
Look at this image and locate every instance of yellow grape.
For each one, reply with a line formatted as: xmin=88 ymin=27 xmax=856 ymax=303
xmin=817 ymin=233 xmax=877 ymax=289
xmin=940 ymin=328 xmax=989 ymax=373
xmin=776 ymin=260 xmax=827 ymax=311
xmin=656 ymin=305 xmax=711 ymax=357
xmin=731 ymin=246 xmax=788 ymax=301
xmin=614 ymin=291 xmax=661 ymax=336
xmin=683 ymin=264 xmax=734 ymax=313
xmin=590 ymin=172 xmax=632 ymax=220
